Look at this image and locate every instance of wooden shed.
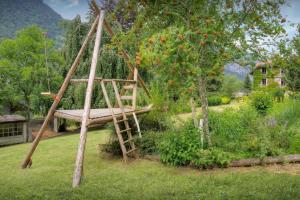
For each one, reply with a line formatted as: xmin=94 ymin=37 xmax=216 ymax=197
xmin=0 ymin=115 xmax=31 ymax=146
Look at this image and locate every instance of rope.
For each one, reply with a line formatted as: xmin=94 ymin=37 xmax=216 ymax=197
xmin=44 ymin=32 xmax=51 ymax=93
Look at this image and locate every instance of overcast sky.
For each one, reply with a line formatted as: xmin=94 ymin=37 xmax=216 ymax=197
xmin=44 ymin=0 xmax=299 ymax=38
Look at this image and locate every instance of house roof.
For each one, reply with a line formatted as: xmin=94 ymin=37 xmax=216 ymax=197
xmin=0 ymin=115 xmax=26 ymax=123
xmin=255 ymin=61 xmax=272 ymax=68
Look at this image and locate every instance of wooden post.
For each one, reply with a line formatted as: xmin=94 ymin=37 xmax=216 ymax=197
xmin=20 ymin=15 xmax=100 ymax=169
xmin=23 ymin=122 xmax=28 ymax=143
xmin=132 ymin=67 xmax=138 ymax=110
xmin=53 ymin=117 xmax=59 ymax=133
xmin=72 ymin=10 xmax=105 ymax=188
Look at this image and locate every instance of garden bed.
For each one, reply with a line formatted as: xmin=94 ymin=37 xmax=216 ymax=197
xmin=144 ymin=154 xmax=300 ymax=168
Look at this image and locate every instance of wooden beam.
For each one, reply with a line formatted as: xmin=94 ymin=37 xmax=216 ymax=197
xmin=20 ymin=15 xmax=100 ymax=169
xmin=72 ymin=10 xmax=105 ymax=188
xmin=70 ymin=78 xmax=137 ymax=83
xmin=53 ymin=107 xmax=152 ymax=124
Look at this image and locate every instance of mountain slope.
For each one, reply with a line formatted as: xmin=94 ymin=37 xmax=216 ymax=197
xmin=225 ymin=63 xmax=251 ymax=80
xmin=0 ymin=0 xmax=63 ymax=39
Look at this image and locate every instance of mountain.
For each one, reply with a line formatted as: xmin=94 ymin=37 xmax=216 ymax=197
xmin=0 ymin=0 xmax=63 ymax=40
xmin=224 ymin=63 xmax=251 ymax=80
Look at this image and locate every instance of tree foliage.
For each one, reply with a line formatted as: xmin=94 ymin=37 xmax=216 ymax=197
xmin=244 ymin=74 xmax=252 ymax=92
xmin=285 ymin=27 xmax=300 ymax=91
xmin=0 ymin=26 xmax=64 ymax=118
xmin=110 ymin=0 xmax=286 ymax=145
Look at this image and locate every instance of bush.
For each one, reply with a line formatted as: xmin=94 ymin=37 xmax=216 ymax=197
xmin=290 ymin=92 xmax=300 ymax=100
xmin=101 ymin=132 xmax=163 ymax=157
xmin=207 ymin=96 xmax=222 ymax=106
xmin=251 ymin=91 xmax=273 ymax=115
xmin=134 ymin=131 xmax=163 ymax=156
xmin=159 ymin=122 xmax=201 ymax=166
xmin=139 ymin=111 xmax=171 ymax=132
xmin=273 ymin=88 xmax=285 ymax=102
xmin=209 ymin=106 xmax=257 ymax=151
xmin=101 ymin=133 xmax=123 ymax=157
xmin=221 ymin=75 xmax=243 ymax=98
xmin=221 ymin=96 xmax=231 ymax=104
xmin=169 ymin=96 xmax=192 ymax=114
xmin=243 ymin=120 xmax=290 ymax=158
xmin=159 ymin=121 xmax=232 ymax=168
xmin=270 ymin=100 xmax=300 ymax=127
xmin=191 ymin=148 xmax=231 ymax=169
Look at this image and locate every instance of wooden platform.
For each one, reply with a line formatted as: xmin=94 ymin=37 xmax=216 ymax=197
xmin=54 ymin=106 xmax=151 ymax=125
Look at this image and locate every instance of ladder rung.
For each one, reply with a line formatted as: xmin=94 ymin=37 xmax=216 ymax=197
xmin=123 ymin=84 xmax=135 ymax=90
xmin=123 ymin=138 xmax=135 ymax=144
xmin=119 ymin=128 xmax=131 ymax=133
xmin=117 ymin=119 xmax=128 ymax=123
xmin=126 ymin=148 xmax=137 ymax=154
xmin=121 ymin=96 xmax=133 ymax=100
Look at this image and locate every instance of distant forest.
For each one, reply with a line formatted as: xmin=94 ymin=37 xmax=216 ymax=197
xmin=0 ymin=0 xmax=63 ymax=40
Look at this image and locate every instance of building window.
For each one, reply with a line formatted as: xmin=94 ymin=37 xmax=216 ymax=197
xmin=261 ymin=78 xmax=267 ymax=86
xmin=262 ymin=67 xmax=267 ymax=74
xmin=0 ymin=123 xmax=23 ymax=137
xmin=281 ymin=79 xmax=285 ymax=86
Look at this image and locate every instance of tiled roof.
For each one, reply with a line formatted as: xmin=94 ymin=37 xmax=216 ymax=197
xmin=0 ymin=115 xmax=26 ymax=123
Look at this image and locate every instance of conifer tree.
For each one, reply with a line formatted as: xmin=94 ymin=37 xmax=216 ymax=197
xmin=244 ymin=74 xmax=252 ymax=93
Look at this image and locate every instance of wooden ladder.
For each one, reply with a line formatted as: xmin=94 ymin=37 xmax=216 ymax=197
xmin=100 ymin=80 xmax=138 ymax=162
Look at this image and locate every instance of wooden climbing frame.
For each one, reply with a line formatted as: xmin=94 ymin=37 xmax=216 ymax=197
xmin=20 ymin=2 xmax=151 ymax=188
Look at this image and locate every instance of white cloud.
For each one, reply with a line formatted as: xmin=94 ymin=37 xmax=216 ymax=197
xmin=66 ymin=0 xmax=80 ymax=8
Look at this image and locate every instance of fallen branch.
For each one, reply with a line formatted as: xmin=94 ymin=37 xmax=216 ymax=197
xmin=229 ymin=154 xmax=300 ymax=167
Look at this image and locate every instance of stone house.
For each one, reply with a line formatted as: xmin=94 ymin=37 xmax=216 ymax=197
xmin=251 ymin=61 xmax=285 ymax=89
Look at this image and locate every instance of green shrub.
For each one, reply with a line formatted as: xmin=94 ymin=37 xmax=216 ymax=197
xmin=207 ymin=96 xmax=222 ymax=106
xmin=191 ymin=148 xmax=231 ymax=169
xmin=221 ymin=96 xmax=231 ymax=104
xmin=159 ymin=121 xmax=233 ymax=168
xmin=243 ymin=121 xmax=288 ymax=158
xmin=139 ymin=111 xmax=171 ymax=132
xmin=101 ymin=133 xmax=122 ymax=157
xmin=290 ymin=92 xmax=300 ymax=100
xmin=270 ymin=100 xmax=300 ymax=127
xmin=273 ymin=88 xmax=285 ymax=102
xmin=209 ymin=106 xmax=257 ymax=151
xmin=169 ymin=96 xmax=192 ymax=114
xmin=158 ymin=122 xmax=200 ymax=166
xmin=134 ymin=131 xmax=163 ymax=156
xmin=101 ymin=131 xmax=163 ymax=157
xmin=221 ymin=75 xmax=243 ymax=98
xmin=251 ymin=91 xmax=273 ymax=115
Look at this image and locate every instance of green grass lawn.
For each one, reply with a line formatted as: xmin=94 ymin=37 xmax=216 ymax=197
xmin=1 ymin=129 xmax=300 ymax=200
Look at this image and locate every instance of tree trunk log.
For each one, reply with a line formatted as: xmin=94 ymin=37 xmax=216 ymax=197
xmin=198 ymin=76 xmax=211 ymax=146
xmin=229 ymin=154 xmax=300 ymax=167
xmin=190 ymin=98 xmax=197 ymax=127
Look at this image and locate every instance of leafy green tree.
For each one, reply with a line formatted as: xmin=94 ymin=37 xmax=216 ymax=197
xmin=112 ymin=0 xmax=286 ymax=146
xmin=244 ymin=74 xmax=252 ymax=93
xmin=222 ymin=75 xmax=243 ymax=98
xmin=284 ymin=27 xmax=300 ymax=91
xmin=0 ymin=26 xmax=63 ymax=119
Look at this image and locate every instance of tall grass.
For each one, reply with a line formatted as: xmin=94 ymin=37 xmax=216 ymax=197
xmin=270 ymin=99 xmax=300 ymax=127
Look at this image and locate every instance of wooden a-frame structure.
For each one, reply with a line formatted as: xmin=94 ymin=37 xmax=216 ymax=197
xmin=21 ymin=2 xmax=151 ymax=188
